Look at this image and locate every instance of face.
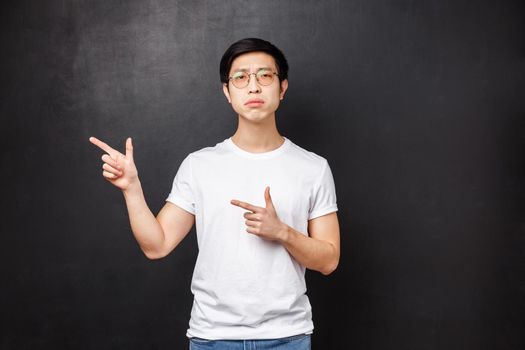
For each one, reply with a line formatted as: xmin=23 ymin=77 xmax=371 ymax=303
xmin=223 ymin=51 xmax=288 ymax=121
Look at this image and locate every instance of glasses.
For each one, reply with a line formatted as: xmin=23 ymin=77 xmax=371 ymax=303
xmin=228 ymin=68 xmax=279 ymax=89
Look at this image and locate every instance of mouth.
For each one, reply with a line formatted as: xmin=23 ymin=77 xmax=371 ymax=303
xmin=244 ymin=99 xmax=265 ymax=106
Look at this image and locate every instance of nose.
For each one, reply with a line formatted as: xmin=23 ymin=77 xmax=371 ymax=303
xmin=248 ymin=73 xmax=261 ymax=93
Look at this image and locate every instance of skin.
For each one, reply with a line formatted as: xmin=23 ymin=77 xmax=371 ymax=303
xmin=222 ymin=51 xmax=287 ymax=153
xmin=226 ymin=51 xmax=340 ymax=275
xmin=89 ymin=51 xmax=340 ymax=275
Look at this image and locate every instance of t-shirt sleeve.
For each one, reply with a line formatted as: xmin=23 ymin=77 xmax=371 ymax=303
xmin=308 ymin=159 xmax=338 ymax=220
xmin=165 ymin=154 xmax=196 ymax=215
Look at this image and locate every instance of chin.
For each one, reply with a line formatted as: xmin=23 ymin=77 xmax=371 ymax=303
xmin=241 ymin=111 xmax=273 ymax=121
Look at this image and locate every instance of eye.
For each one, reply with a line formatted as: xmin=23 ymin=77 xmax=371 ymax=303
xmin=257 ymin=70 xmax=272 ymax=77
xmin=232 ymin=73 xmax=247 ymax=80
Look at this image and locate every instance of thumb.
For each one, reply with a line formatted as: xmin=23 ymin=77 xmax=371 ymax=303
xmin=265 ymin=186 xmax=274 ymax=209
xmin=126 ymin=137 xmax=134 ymax=159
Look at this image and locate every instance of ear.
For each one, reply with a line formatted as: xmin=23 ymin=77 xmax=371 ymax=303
xmin=222 ymin=83 xmax=232 ymax=104
xmin=279 ymin=79 xmax=289 ymax=100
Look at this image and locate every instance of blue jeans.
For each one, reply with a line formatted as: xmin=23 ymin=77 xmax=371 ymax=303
xmin=189 ymin=333 xmax=311 ymax=350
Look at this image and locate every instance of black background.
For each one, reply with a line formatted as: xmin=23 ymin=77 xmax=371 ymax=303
xmin=2 ymin=1 xmax=524 ymax=349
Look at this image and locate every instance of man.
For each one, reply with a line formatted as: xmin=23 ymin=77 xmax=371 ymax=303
xmin=89 ymin=37 xmax=340 ymax=350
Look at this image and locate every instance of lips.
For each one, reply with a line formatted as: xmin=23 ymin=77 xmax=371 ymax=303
xmin=244 ymin=99 xmax=265 ymax=106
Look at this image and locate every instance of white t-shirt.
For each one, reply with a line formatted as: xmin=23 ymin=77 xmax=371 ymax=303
xmin=166 ymin=136 xmax=338 ymax=340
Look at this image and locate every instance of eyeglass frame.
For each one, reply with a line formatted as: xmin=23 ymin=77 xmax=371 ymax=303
xmin=227 ymin=68 xmax=280 ymax=89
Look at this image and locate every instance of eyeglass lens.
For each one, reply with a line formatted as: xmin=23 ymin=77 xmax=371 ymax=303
xmin=230 ymin=69 xmax=275 ymax=88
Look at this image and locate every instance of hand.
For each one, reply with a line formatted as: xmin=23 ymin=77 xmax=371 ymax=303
xmin=230 ymin=186 xmax=287 ymax=242
xmin=89 ymin=136 xmax=139 ymax=191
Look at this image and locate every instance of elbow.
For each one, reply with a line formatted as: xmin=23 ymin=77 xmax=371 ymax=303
xmin=145 ymin=254 xmax=163 ymax=260
xmin=321 ymin=244 xmax=340 ymax=276
xmin=321 ymin=250 xmax=340 ymax=276
xmin=143 ymin=248 xmax=165 ymax=260
xmin=321 ymin=261 xmax=339 ymax=276
xmin=142 ymin=237 xmax=168 ymax=260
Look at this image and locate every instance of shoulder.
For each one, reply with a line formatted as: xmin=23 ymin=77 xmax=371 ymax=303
xmin=286 ymin=139 xmax=330 ymax=173
xmin=185 ymin=138 xmax=230 ymax=162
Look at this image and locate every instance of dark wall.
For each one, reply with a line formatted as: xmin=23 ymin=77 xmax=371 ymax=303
xmin=2 ymin=0 xmax=524 ymax=349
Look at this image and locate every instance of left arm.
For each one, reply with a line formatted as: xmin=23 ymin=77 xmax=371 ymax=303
xmin=231 ymin=186 xmax=340 ymax=275
xmin=278 ymin=212 xmax=340 ymax=275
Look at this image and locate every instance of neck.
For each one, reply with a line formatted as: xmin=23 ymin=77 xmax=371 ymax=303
xmin=231 ymin=112 xmax=284 ymax=153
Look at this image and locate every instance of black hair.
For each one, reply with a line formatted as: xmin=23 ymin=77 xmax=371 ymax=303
xmin=219 ymin=37 xmax=289 ymax=85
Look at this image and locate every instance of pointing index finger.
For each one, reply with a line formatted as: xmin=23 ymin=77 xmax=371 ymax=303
xmin=230 ymin=200 xmax=261 ymax=213
xmin=89 ymin=136 xmax=121 ymax=157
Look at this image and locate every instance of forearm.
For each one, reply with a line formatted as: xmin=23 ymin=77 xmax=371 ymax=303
xmin=279 ymin=224 xmax=339 ymax=275
xmin=122 ymin=181 xmax=165 ymax=258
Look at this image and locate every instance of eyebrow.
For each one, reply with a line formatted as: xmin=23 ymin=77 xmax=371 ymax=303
xmin=231 ymin=67 xmax=274 ymax=73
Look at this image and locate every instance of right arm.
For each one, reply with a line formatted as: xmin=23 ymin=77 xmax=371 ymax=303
xmin=89 ymin=136 xmax=195 ymax=259
xmin=123 ymin=181 xmax=195 ymax=259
